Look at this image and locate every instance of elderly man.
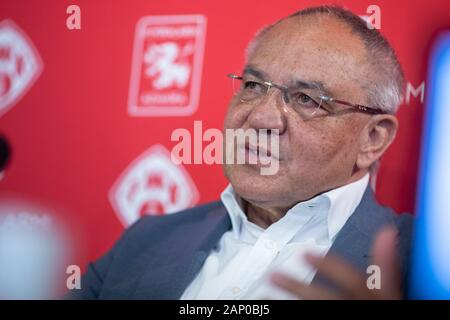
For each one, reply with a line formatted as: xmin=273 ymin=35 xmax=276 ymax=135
xmin=71 ymin=5 xmax=412 ymax=300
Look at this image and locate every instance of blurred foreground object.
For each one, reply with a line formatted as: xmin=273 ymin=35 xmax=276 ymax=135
xmin=0 ymin=199 xmax=68 ymax=299
xmin=410 ymin=31 xmax=450 ymax=299
xmin=0 ymin=134 xmax=10 ymax=179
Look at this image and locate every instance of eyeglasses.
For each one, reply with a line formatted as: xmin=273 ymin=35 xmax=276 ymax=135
xmin=227 ymin=73 xmax=386 ymax=120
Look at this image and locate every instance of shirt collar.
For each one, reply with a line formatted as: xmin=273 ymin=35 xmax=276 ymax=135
xmin=220 ymin=185 xmax=250 ymax=239
xmin=325 ymin=173 xmax=370 ymax=241
xmin=220 ymin=173 xmax=370 ymax=244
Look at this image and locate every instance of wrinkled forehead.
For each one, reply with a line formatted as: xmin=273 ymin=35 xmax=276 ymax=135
xmin=247 ymin=15 xmax=372 ymax=97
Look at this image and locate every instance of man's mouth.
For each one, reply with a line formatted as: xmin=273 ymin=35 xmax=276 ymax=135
xmin=246 ymin=141 xmax=270 ymax=156
xmin=243 ymin=141 xmax=279 ymax=163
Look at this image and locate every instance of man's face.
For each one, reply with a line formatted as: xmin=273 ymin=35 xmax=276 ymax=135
xmin=223 ymin=15 xmax=375 ymax=209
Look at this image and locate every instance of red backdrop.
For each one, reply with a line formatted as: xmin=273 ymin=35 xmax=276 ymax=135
xmin=0 ymin=0 xmax=448 ymax=271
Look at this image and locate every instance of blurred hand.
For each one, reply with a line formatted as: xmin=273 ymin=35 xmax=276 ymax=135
xmin=270 ymin=226 xmax=402 ymax=300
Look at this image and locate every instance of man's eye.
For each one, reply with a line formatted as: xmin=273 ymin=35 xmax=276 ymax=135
xmin=243 ymin=81 xmax=264 ymax=92
xmin=293 ymin=93 xmax=318 ymax=108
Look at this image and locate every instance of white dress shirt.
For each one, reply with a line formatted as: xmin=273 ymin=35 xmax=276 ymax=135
xmin=181 ymin=174 xmax=370 ymax=300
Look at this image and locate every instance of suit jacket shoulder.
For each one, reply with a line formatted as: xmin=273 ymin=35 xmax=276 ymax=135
xmin=66 ymin=201 xmax=228 ymax=299
xmin=67 ymin=187 xmax=413 ymax=299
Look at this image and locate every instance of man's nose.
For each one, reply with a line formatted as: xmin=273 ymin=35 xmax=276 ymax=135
xmin=247 ymin=90 xmax=287 ymax=134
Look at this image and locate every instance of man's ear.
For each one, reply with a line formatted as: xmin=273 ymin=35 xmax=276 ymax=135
xmin=356 ymin=114 xmax=398 ymax=170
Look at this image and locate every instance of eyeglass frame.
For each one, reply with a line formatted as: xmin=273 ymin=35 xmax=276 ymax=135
xmin=227 ymin=73 xmax=387 ymax=116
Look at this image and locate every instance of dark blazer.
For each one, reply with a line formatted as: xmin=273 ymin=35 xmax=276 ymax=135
xmin=68 ymin=186 xmax=413 ymax=299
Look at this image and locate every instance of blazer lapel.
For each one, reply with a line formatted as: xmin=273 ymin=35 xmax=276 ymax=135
xmin=311 ymin=186 xmax=398 ymax=286
xmin=131 ymin=203 xmax=231 ymax=299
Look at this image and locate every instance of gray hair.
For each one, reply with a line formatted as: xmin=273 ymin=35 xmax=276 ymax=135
xmin=245 ymin=5 xmax=405 ymax=114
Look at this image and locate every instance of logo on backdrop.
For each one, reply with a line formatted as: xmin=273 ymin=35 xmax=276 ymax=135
xmin=0 ymin=20 xmax=43 ymax=118
xmin=128 ymin=15 xmax=207 ymax=117
xmin=109 ymin=144 xmax=199 ymax=226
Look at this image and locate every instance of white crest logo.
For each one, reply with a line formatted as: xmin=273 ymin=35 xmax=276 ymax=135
xmin=128 ymin=15 xmax=206 ymax=117
xmin=144 ymin=42 xmax=193 ymax=90
xmin=0 ymin=20 xmax=43 ymax=117
xmin=109 ymin=145 xmax=199 ymax=226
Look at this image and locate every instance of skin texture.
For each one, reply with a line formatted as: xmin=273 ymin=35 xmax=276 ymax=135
xmin=223 ymin=14 xmax=398 ymax=228
xmin=222 ymin=13 xmax=402 ymax=299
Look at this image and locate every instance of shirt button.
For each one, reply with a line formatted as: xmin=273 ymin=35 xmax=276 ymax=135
xmin=265 ymin=240 xmax=276 ymax=250
xmin=231 ymin=286 xmax=241 ymax=295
